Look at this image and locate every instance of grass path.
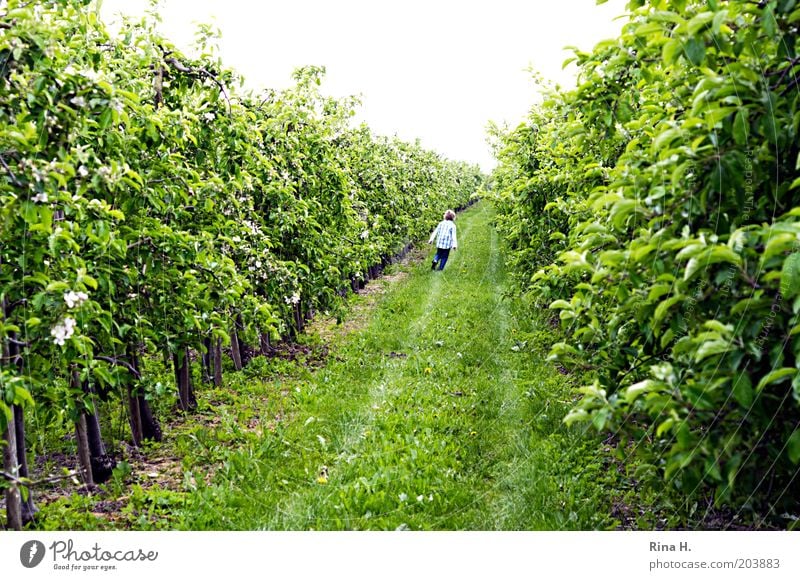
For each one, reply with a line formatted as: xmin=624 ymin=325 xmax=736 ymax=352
xmin=36 ymin=202 xmax=621 ymax=531
xmin=159 ymin=201 xmax=617 ymax=530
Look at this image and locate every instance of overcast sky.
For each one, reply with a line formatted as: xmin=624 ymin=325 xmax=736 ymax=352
xmin=99 ymin=0 xmax=629 ymax=171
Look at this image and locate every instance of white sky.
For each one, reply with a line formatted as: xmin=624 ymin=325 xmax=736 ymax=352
xmin=98 ymin=0 xmax=629 ymax=171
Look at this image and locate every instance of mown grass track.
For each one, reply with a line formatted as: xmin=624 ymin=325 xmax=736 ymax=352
xmin=31 ymin=202 xmax=623 ymax=530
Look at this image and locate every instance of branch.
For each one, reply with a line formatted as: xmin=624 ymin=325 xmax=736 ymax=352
xmin=193 ymin=263 xmax=224 ymax=286
xmin=127 ymin=237 xmax=153 ymax=250
xmin=5 ymin=298 xmax=27 ymax=313
xmin=95 ymin=355 xmax=141 ymax=379
xmin=0 ymin=353 xmax=22 ymax=365
xmin=2 ymin=468 xmax=87 ymax=487
xmin=164 ymin=56 xmax=231 ymax=114
xmin=769 ymin=56 xmax=800 ymax=93
xmin=0 ymin=153 xmax=22 ymax=187
xmin=153 ymin=66 xmax=164 ymax=109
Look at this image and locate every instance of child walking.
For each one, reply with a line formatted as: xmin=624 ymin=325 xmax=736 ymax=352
xmin=428 ymin=210 xmax=458 ymax=271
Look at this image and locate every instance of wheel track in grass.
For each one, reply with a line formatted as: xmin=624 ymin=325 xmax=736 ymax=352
xmin=265 ymin=202 xmax=538 ymax=529
xmin=175 ymin=201 xmax=616 ymax=531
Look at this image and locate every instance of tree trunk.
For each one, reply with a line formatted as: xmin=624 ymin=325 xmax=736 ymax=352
xmin=74 ymin=414 xmax=94 ymax=488
xmin=0 ymin=273 xmax=22 ymax=528
xmin=202 ymin=336 xmax=212 ymax=383
xmin=127 ymin=384 xmax=144 ymax=447
xmin=293 ymin=302 xmax=304 ymax=333
xmin=138 ymin=395 xmax=162 ymax=442
xmin=154 ymin=66 xmax=164 ymax=108
xmin=126 ymin=344 xmax=161 ymax=443
xmin=213 ymin=338 xmax=222 ymax=387
xmin=2 ymin=413 xmax=23 ymax=530
xmin=229 ymin=323 xmax=243 ymax=371
xmin=173 ymin=346 xmax=197 ymax=411
xmin=13 ymin=404 xmax=37 ymax=522
xmin=85 ymin=409 xmax=105 ymax=458
xmin=78 ymin=378 xmax=114 ymax=484
xmin=3 ymin=324 xmax=36 ymax=524
xmin=259 ymin=332 xmax=271 ymax=356
xmin=236 ymin=314 xmax=250 ymax=367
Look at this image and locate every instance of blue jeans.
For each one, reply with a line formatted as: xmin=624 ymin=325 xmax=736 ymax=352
xmin=433 ymin=248 xmax=451 ymax=270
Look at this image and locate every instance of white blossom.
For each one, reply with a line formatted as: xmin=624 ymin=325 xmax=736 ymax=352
xmin=203 ymin=112 xmax=215 ymax=121
xmin=64 ymin=290 xmax=88 ymax=309
xmin=77 ymin=165 xmax=89 ymax=178
xmin=360 ymin=230 xmax=369 ymax=240
xmin=80 ymin=68 xmax=100 ymax=81
xmin=51 ymin=317 xmax=77 ymax=346
xmin=32 ymin=193 xmax=48 ymax=203
xmin=398 ymin=493 xmax=408 ymax=502
xmin=70 ymin=96 xmax=87 ymax=108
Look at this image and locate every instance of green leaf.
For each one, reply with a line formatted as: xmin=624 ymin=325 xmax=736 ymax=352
xmin=14 ymin=386 xmax=34 ymax=407
xmin=755 ymin=368 xmax=797 ymax=393
xmin=684 ymin=37 xmax=706 ymax=66
xmin=676 ymin=242 xmax=707 ymax=261
xmin=787 ymin=430 xmax=800 ymax=464
xmin=687 ymin=11 xmax=715 ymax=35
xmin=654 ymin=295 xmax=684 ymax=330
xmin=684 ymin=246 xmax=741 ymax=281
xmin=762 ymin=233 xmax=796 ymax=262
xmin=703 ymin=320 xmax=733 ymax=335
xmin=625 ymin=380 xmax=664 ymax=403
xmin=731 ymin=373 xmax=754 ymax=408
xmin=781 ymin=253 xmax=800 ymax=298
xmin=99 ymin=107 xmax=113 ymax=129
xmin=563 ymin=408 xmax=589 ymax=426
xmin=704 ymin=106 xmax=737 ymax=129
xmin=45 ymin=281 xmax=70 ymax=293
xmin=695 ymin=339 xmax=734 ymax=362
xmin=656 ymin=418 xmax=675 ymax=437
xmin=712 ymin=9 xmax=728 ymax=35
xmin=733 ymin=108 xmax=749 ymax=146
xmin=662 ymin=38 xmax=683 ymax=65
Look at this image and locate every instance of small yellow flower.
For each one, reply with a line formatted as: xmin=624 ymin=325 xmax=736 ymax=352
xmin=424 ymin=367 xmax=432 ymax=374
xmin=316 ymin=475 xmax=328 ymax=484
xmin=469 ymin=431 xmax=478 ymax=436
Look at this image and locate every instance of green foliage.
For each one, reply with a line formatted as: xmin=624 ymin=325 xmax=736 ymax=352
xmin=490 ymin=0 xmax=800 ymax=523
xmin=0 ymin=0 xmax=483 ymax=498
xmin=26 ymin=203 xmax=620 ymax=530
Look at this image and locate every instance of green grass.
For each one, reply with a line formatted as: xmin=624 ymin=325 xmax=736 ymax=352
xmin=29 ymin=201 xmax=628 ymax=530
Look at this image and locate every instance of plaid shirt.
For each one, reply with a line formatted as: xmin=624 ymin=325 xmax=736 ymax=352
xmin=429 ymin=220 xmax=457 ymax=249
